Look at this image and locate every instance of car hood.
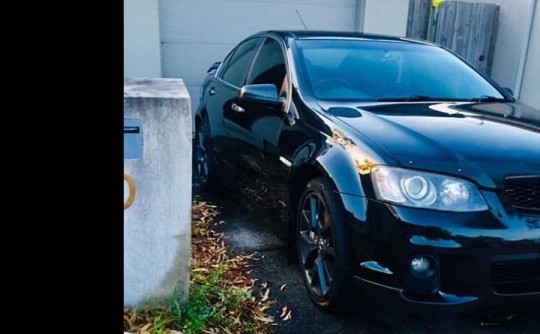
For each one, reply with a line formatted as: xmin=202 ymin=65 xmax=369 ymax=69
xmin=321 ymin=101 xmax=540 ymax=189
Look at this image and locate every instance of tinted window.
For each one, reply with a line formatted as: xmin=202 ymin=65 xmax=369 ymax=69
xmin=216 ymin=51 xmax=234 ymax=77
xmin=247 ymin=38 xmax=286 ymax=89
xmin=296 ymin=39 xmax=504 ymax=101
xmin=221 ymin=38 xmax=262 ymax=87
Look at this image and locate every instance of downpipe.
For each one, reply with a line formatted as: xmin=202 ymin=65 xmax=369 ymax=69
xmin=514 ymin=0 xmax=537 ymax=99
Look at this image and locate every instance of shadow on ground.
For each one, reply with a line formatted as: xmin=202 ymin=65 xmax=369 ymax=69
xmin=193 ymin=185 xmax=540 ymax=334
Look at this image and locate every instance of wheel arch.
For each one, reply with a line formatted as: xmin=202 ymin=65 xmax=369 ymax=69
xmin=290 ymin=141 xmax=369 ymax=213
xmin=287 ymin=147 xmax=370 ymax=262
xmin=194 ymin=109 xmax=207 ymax=130
xmin=289 ymin=156 xmax=368 ymax=226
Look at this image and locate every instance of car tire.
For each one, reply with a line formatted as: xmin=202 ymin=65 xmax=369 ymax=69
xmin=296 ymin=177 xmax=355 ymax=311
xmin=194 ymin=117 xmax=219 ymax=189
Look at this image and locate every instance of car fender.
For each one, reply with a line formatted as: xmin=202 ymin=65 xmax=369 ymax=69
xmin=288 ymin=138 xmax=371 ymax=226
xmin=314 ymin=140 xmax=368 ymax=225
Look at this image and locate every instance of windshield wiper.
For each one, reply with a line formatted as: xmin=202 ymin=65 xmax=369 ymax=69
xmin=375 ymin=95 xmax=464 ymax=102
xmin=469 ymin=95 xmax=508 ymax=102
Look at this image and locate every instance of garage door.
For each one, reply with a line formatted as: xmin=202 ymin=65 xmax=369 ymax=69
xmin=159 ymin=0 xmax=359 ymax=119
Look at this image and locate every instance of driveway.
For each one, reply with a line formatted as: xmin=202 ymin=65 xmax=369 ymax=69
xmin=193 ymin=185 xmax=540 ymax=334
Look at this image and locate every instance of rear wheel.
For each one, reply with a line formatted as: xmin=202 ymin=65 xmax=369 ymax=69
xmin=194 ymin=117 xmax=218 ymax=189
xmin=296 ymin=177 xmax=354 ymax=310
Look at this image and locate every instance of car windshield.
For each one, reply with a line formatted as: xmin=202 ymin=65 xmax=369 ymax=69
xmin=296 ymin=39 xmax=505 ymax=102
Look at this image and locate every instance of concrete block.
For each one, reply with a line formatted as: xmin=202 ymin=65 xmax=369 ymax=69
xmin=124 ymin=77 xmax=192 ymax=306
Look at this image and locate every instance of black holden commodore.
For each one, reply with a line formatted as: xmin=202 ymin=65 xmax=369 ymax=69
xmin=193 ymin=30 xmax=540 ymax=312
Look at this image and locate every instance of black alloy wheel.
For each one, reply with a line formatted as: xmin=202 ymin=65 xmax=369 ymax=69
xmin=297 ymin=177 xmax=354 ymax=310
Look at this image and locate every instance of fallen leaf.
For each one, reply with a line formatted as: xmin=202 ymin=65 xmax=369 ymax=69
xmin=253 ymin=315 xmax=275 ymax=323
xmin=138 ymin=323 xmax=151 ymax=334
xmin=280 ymin=306 xmax=288 ymax=318
xmin=261 ymin=287 xmax=270 ymax=302
xmin=481 ymin=322 xmax=499 ymax=327
xmin=283 ymin=309 xmax=292 ymax=321
xmin=219 ymin=325 xmax=233 ymax=334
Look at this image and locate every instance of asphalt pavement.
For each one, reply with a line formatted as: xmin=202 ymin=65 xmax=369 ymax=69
xmin=193 ymin=185 xmax=540 ymax=334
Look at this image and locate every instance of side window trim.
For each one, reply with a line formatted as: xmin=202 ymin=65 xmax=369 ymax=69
xmin=215 ymin=49 xmax=235 ymax=79
xmin=217 ymin=37 xmax=264 ymax=88
xmin=239 ymin=37 xmax=265 ymax=87
xmin=245 ymin=36 xmax=268 ymax=86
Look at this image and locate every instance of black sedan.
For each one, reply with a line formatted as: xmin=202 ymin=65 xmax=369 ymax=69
xmin=193 ymin=30 xmax=540 ymax=312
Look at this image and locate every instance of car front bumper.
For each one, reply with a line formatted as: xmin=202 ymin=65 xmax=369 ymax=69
xmin=353 ymin=274 xmax=540 ymax=313
xmin=349 ymin=198 xmax=540 ymax=313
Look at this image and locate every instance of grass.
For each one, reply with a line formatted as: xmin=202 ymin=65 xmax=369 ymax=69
xmin=124 ymin=201 xmax=274 ymax=334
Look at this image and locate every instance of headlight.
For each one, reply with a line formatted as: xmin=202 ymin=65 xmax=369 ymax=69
xmin=371 ymin=166 xmax=488 ymax=212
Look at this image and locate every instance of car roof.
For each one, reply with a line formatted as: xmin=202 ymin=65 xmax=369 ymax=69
xmin=252 ymin=30 xmax=432 ymax=45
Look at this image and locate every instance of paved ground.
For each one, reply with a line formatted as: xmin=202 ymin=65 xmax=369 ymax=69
xmin=194 ymin=185 xmax=540 ymax=334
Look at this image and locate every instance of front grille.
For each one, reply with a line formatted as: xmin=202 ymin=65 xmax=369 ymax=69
xmin=491 ymin=254 xmax=540 ymax=294
xmin=502 ymin=176 xmax=540 ymax=214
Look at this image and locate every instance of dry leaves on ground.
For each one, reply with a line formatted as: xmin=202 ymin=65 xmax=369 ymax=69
xmin=124 ymin=200 xmax=275 ymax=334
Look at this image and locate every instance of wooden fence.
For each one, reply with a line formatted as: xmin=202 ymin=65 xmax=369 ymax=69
xmin=407 ymin=0 xmax=431 ymax=40
xmin=406 ymin=0 xmax=499 ymax=74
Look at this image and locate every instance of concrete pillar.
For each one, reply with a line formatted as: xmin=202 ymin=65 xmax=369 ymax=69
xmin=124 ymin=78 xmax=192 ymax=306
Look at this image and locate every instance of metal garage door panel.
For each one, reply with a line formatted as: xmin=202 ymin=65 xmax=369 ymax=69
xmin=162 ymin=43 xmax=235 ymax=82
xmin=160 ymin=0 xmax=356 ymax=45
xmin=161 ymin=0 xmax=357 ymax=79
xmin=159 ymin=0 xmax=357 ymax=119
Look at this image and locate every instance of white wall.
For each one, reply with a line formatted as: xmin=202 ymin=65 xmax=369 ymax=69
xmin=124 ymin=0 xmax=162 ymax=77
xmin=363 ymin=0 xmax=409 ymax=36
xmin=520 ymin=0 xmax=540 ymax=109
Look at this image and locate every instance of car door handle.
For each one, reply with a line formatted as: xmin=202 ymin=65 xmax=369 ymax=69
xmin=231 ymin=103 xmax=245 ymax=113
xmin=209 ymin=87 xmax=216 ymax=96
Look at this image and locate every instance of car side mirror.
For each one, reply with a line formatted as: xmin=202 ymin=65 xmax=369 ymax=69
xmin=239 ymin=84 xmax=285 ymax=109
xmin=503 ymin=87 xmax=514 ymax=97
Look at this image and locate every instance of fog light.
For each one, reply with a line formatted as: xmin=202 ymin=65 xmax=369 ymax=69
xmin=410 ymin=256 xmax=435 ymax=278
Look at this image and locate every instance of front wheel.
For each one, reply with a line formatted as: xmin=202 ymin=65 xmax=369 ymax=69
xmin=296 ymin=177 xmax=355 ymax=310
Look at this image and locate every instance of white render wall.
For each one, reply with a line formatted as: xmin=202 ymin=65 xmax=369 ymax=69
xmin=124 ymin=0 xmax=162 ymax=77
xmin=363 ymin=0 xmax=409 ymax=36
xmin=520 ymin=0 xmax=540 ymax=109
xmin=124 ymin=78 xmax=191 ymax=306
